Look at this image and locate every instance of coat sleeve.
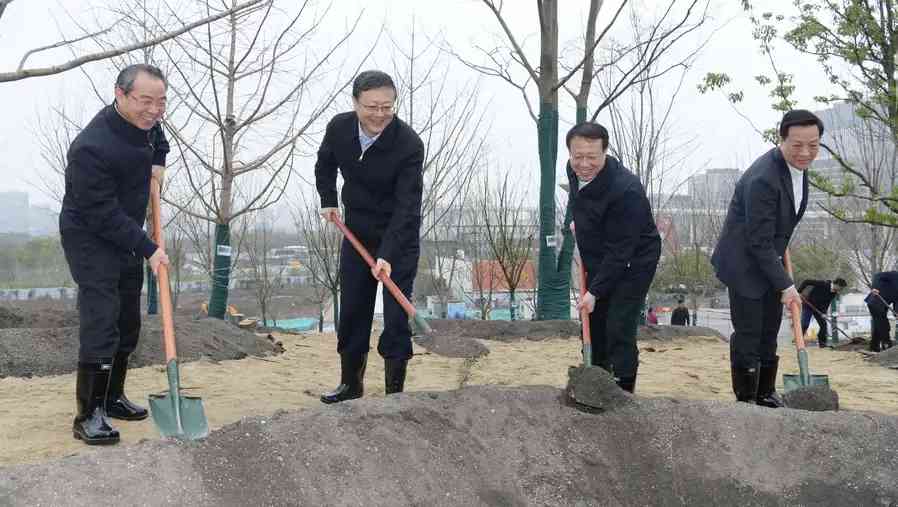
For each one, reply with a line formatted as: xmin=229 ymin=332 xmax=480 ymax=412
xmin=69 ymin=144 xmax=157 ymax=258
xmin=314 ymin=119 xmax=339 ymax=209
xmin=376 ymin=138 xmax=425 ymax=265
xmin=745 ymin=176 xmax=792 ymax=291
xmin=588 ymin=183 xmax=649 ymax=298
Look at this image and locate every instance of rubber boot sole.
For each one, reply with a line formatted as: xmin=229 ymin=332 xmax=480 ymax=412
xmin=73 ymin=430 xmax=120 ymax=445
xmin=107 ymin=411 xmax=149 ymax=421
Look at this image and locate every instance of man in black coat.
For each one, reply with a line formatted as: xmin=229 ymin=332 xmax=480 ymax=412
xmin=798 ymin=277 xmax=847 ymax=348
xmin=568 ymin=122 xmax=661 ymax=393
xmin=671 ymin=298 xmax=690 ymax=326
xmin=711 ymin=109 xmax=823 ymax=407
xmin=866 ymin=271 xmax=898 ymax=351
xmin=60 ymin=64 xmax=170 ymax=445
xmin=315 ymin=70 xmax=424 ymax=404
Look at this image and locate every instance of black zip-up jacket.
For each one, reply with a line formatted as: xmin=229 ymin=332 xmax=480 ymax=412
xmin=59 ymin=104 xmax=169 ymax=259
xmin=797 ymin=279 xmax=837 ymax=311
xmin=867 ymin=271 xmax=898 ymax=308
xmin=315 ymin=111 xmax=424 ymax=264
xmin=711 ymin=148 xmax=808 ymax=299
xmin=568 ymin=156 xmax=661 ymax=299
xmin=671 ymin=306 xmax=690 ymax=325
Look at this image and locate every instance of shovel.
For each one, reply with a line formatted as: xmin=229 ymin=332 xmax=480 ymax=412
xmin=781 ymin=249 xmax=830 ymax=391
xmin=577 ymin=257 xmax=592 ymax=367
xmin=330 ymin=216 xmax=431 ymax=335
xmin=147 ymin=179 xmax=209 ymax=440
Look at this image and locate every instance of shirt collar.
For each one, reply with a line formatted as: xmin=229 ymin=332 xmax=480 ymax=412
xmin=358 ymin=122 xmax=381 ymax=145
xmin=786 ymin=163 xmax=804 ymax=179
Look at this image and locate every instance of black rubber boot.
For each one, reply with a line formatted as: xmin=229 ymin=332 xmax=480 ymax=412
xmin=321 ymin=353 xmax=367 ymax=404
xmin=731 ymin=364 xmax=760 ymax=403
xmin=615 ymin=375 xmax=637 ymax=394
xmin=756 ymin=357 xmax=785 ymax=408
xmin=106 ymin=353 xmax=148 ymax=421
xmin=385 ymin=359 xmax=408 ymax=395
xmin=73 ymin=362 xmax=120 ymax=445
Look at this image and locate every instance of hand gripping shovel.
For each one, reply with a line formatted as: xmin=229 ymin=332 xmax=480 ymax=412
xmin=781 ymin=249 xmax=830 ymax=391
xmin=147 ymin=179 xmax=209 ymax=439
xmin=577 ymin=258 xmax=592 ymax=367
xmin=331 ymin=216 xmax=432 ymax=335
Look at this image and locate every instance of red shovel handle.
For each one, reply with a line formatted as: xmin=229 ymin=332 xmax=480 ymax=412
xmin=783 ymin=248 xmax=806 ymax=351
xmin=578 ymin=258 xmax=591 ymax=346
xmin=150 ymin=179 xmax=177 ymax=362
xmin=331 ymin=216 xmax=418 ymax=319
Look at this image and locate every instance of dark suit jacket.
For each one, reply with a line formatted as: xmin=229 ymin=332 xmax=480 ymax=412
xmin=314 ymin=112 xmax=424 ymax=264
xmin=866 ymin=271 xmax=898 ymax=308
xmin=711 ymin=148 xmax=808 ymax=299
xmin=797 ymin=279 xmax=837 ymax=311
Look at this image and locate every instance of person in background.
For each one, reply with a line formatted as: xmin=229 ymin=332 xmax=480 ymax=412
xmin=866 ymin=271 xmax=898 ymax=352
xmin=646 ymin=306 xmax=659 ymax=325
xmin=671 ymin=298 xmax=690 ymax=326
xmin=797 ymin=277 xmax=847 ymax=348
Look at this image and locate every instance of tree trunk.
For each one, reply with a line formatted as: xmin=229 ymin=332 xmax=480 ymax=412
xmin=208 ymin=223 xmax=232 ymax=319
xmin=331 ymin=288 xmax=340 ymax=330
xmin=509 ymin=289 xmax=517 ymax=321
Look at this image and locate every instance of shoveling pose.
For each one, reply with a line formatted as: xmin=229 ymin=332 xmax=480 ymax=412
xmin=568 ymin=122 xmax=661 ymax=393
xmin=797 ymin=277 xmax=847 ymax=348
xmin=60 ymin=64 xmax=170 ymax=444
xmin=315 ymin=70 xmax=425 ymax=403
xmin=865 ymin=271 xmax=898 ymax=352
xmin=712 ymin=110 xmax=823 ymax=407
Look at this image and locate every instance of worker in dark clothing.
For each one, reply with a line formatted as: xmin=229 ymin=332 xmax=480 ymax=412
xmin=60 ymin=64 xmax=170 ymax=445
xmin=866 ymin=271 xmax=898 ymax=352
xmin=711 ymin=110 xmax=822 ymax=408
xmin=671 ymin=298 xmax=690 ymax=326
xmin=798 ymin=278 xmax=847 ymax=348
xmin=315 ymin=70 xmax=424 ymax=404
xmin=568 ymin=122 xmax=662 ymax=394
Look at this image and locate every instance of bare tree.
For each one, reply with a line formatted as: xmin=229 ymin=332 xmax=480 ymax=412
xmin=0 ymin=0 xmax=267 ymax=82
xmin=150 ymin=0 xmax=371 ymax=319
xmin=293 ymin=194 xmax=341 ymax=331
xmin=457 ymin=0 xmax=712 ymax=319
xmin=243 ymin=211 xmax=285 ymax=326
xmin=477 ymin=172 xmax=537 ymax=321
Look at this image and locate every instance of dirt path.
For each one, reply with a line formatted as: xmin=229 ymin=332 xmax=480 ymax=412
xmin=2 ymin=332 xmax=897 ymax=467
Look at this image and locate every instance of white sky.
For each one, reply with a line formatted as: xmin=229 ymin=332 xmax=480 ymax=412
xmin=0 ymin=0 xmax=832 ymax=210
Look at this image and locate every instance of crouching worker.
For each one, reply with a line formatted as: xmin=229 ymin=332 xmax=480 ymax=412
xmin=60 ymin=64 xmax=170 ymax=445
xmin=866 ymin=271 xmax=898 ymax=352
xmin=315 ymin=70 xmax=425 ymax=403
xmin=568 ymin=122 xmax=661 ymax=393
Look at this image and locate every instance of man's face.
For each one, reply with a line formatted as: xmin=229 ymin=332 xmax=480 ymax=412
xmin=832 ymin=284 xmax=843 ymax=294
xmin=568 ymin=136 xmax=606 ymax=182
xmin=353 ymin=87 xmax=396 ymax=137
xmin=779 ymin=124 xmax=821 ymax=170
xmin=114 ymin=72 xmax=167 ymax=131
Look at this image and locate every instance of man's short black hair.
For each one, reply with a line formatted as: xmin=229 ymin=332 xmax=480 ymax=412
xmin=779 ymin=109 xmax=824 ymax=139
xmin=834 ymin=278 xmax=847 ymax=287
xmin=677 ymin=297 xmax=685 ymax=304
xmin=352 ymin=70 xmax=396 ymax=98
xmin=565 ymin=122 xmax=609 ymax=151
xmin=116 ymin=63 xmax=166 ymax=94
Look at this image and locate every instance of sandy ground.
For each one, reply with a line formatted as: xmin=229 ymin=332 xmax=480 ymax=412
xmin=2 ymin=332 xmax=897 ymax=467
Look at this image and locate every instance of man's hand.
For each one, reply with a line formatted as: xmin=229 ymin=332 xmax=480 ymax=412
xmin=781 ymin=285 xmax=802 ymax=310
xmin=872 ymin=288 xmax=881 ymax=296
xmin=151 ymin=165 xmax=165 ymax=186
xmin=371 ymin=258 xmax=392 ymax=280
xmin=319 ymin=207 xmax=340 ymax=223
xmin=577 ymin=291 xmax=596 ymax=314
xmin=148 ymin=248 xmax=170 ymax=276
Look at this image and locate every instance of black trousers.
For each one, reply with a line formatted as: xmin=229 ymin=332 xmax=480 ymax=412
xmin=868 ymin=301 xmax=891 ymax=350
xmin=62 ymin=231 xmax=144 ymax=362
xmin=337 ymin=237 xmax=418 ymax=360
xmin=800 ymin=303 xmax=828 ymax=345
xmin=586 ymin=271 xmax=654 ymax=378
xmin=728 ymin=287 xmax=782 ymax=369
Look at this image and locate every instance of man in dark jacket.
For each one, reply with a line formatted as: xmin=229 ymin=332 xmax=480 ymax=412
xmin=315 ymin=70 xmax=424 ymax=404
xmin=711 ymin=109 xmax=822 ymax=407
xmin=866 ymin=271 xmax=898 ymax=351
xmin=798 ymin=277 xmax=847 ymax=348
xmin=568 ymin=122 xmax=661 ymax=393
xmin=671 ymin=298 xmax=690 ymax=326
xmin=60 ymin=64 xmax=170 ymax=445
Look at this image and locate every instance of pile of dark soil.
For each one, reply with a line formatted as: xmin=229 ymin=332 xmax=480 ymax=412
xmin=872 ymin=344 xmax=898 ymax=368
xmin=2 ymin=385 xmax=896 ymax=505
xmin=413 ymin=333 xmax=490 ymax=359
xmin=0 ymin=303 xmax=78 ymax=329
xmin=0 ymin=316 xmax=282 ymax=378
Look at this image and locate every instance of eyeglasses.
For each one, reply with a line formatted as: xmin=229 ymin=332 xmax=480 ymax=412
xmin=127 ymin=93 xmax=167 ymax=110
xmin=358 ymin=103 xmax=395 ymax=114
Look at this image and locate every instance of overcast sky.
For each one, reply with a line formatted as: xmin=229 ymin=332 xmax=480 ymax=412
xmin=0 ymin=0 xmax=831 ymax=210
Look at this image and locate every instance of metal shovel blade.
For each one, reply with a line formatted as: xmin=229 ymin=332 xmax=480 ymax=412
xmin=782 ymin=349 xmax=830 ymax=392
xmin=149 ymin=359 xmax=209 ymax=440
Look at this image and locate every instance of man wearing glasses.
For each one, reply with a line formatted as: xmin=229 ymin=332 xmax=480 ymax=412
xmin=316 ymin=70 xmax=425 ymax=403
xmin=60 ymin=63 xmax=170 ymax=445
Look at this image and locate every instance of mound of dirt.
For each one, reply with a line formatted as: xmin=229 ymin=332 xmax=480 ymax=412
xmin=870 ymin=344 xmax=898 ymax=368
xmin=0 ymin=316 xmax=281 ymax=378
xmin=2 ymin=385 xmax=897 ymax=505
xmin=413 ymin=333 xmax=490 ymax=359
xmin=0 ymin=306 xmax=23 ymax=328
xmin=0 ymin=303 xmax=79 ymax=329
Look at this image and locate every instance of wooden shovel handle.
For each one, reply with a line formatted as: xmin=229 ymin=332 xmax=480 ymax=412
xmin=578 ymin=258 xmax=591 ymax=346
xmin=150 ymin=179 xmax=177 ymax=362
xmin=783 ymin=248 xmax=806 ymax=350
xmin=331 ymin=216 xmax=418 ymax=319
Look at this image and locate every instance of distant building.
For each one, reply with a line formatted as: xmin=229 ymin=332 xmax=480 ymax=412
xmin=0 ymin=192 xmax=57 ymax=236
